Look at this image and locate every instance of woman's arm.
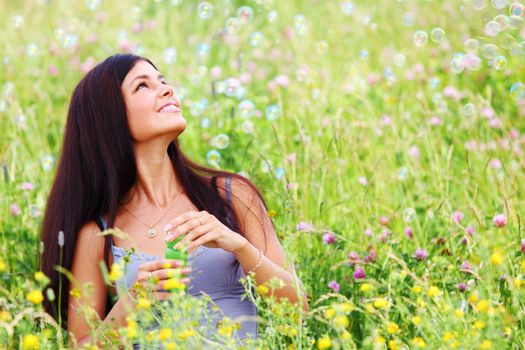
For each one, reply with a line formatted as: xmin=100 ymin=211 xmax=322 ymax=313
xmin=216 ymin=176 xmax=309 ymax=312
xmin=68 ymin=221 xmax=135 ymax=347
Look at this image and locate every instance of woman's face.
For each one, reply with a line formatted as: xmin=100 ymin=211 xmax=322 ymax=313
xmin=121 ymin=60 xmax=186 ymax=143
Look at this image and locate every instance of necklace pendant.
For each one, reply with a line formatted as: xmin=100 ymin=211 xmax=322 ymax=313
xmin=147 ymin=228 xmax=157 ymax=238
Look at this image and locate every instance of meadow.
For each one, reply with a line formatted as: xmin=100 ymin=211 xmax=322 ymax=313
xmin=1 ymin=0 xmax=525 ymax=348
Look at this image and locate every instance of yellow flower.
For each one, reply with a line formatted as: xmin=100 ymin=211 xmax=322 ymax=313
xmin=341 ymin=331 xmax=351 ymax=340
xmin=158 ymin=328 xmax=172 ymax=340
xmin=476 ymin=300 xmax=489 ymax=313
xmin=522 ymin=260 xmax=525 ymax=272
xmin=411 ymin=316 xmax=421 ymax=325
xmin=365 ymin=303 xmax=374 ymax=313
xmin=334 ymin=315 xmax=349 ymax=328
xmin=375 ymin=336 xmax=386 ymax=344
xmin=373 ymin=298 xmax=388 ymax=308
xmin=27 ymin=290 xmax=44 ymax=304
xmin=137 ymin=297 xmax=151 ymax=310
xmin=178 ymin=329 xmax=196 ymax=340
xmin=127 ymin=320 xmax=138 ymax=338
xmin=22 ymin=334 xmax=39 ymax=350
xmin=481 ymin=340 xmax=492 ymax=349
xmin=256 ymin=284 xmax=269 ymax=296
xmin=454 ymin=309 xmax=464 ymax=318
xmin=164 ymin=278 xmax=185 ymax=290
xmin=34 ymin=271 xmax=48 ymax=283
xmin=473 ymin=321 xmax=485 ymax=330
xmin=69 ymin=288 xmax=82 ymax=299
xmin=504 ymin=327 xmax=512 ymax=336
xmin=427 ymin=286 xmax=440 ymax=297
xmin=268 ymin=209 xmax=277 ymax=218
xmin=412 ymin=337 xmax=426 ymax=348
xmin=165 ymin=343 xmax=177 ymax=350
xmin=325 ymin=308 xmax=335 ymax=319
xmin=0 ymin=258 xmax=6 ymax=272
xmin=514 ymin=278 xmax=521 ymax=288
xmin=468 ymin=291 xmax=479 ymax=303
xmin=360 ymin=283 xmax=372 ymax=292
xmin=490 ymin=251 xmax=504 ymax=266
xmin=340 ymin=302 xmax=354 ymax=312
xmin=417 ymin=298 xmax=426 ymax=308
xmin=442 ymin=331 xmax=455 ymax=341
xmin=0 ymin=310 xmax=11 ymax=322
xmin=108 ymin=263 xmax=123 ymax=282
xmin=412 ymin=285 xmax=422 ymax=294
xmin=387 ymin=322 xmax=399 ymax=334
xmin=388 ymin=340 xmax=398 ymax=350
xmin=317 ymin=336 xmax=332 ymax=349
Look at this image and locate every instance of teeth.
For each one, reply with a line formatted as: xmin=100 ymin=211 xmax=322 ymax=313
xmin=159 ymin=104 xmax=180 ymax=113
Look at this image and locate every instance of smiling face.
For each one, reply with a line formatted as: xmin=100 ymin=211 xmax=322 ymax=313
xmin=121 ymin=60 xmax=186 ymax=143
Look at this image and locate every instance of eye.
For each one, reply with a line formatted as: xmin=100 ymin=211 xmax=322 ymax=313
xmin=135 ymin=82 xmax=147 ymax=91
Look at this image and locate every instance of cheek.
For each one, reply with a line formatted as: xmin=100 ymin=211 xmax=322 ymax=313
xmin=126 ymin=101 xmax=155 ymax=141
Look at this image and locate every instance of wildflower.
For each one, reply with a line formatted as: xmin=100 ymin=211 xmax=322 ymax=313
xmin=476 ymin=300 xmax=489 ymax=313
xmin=322 ymin=232 xmax=336 ymax=244
xmin=178 ymin=329 xmax=196 ymax=340
xmin=442 ymin=331 xmax=455 ymax=341
xmin=108 ymin=263 xmax=123 ymax=282
xmin=317 ymin=335 xmax=332 ymax=349
xmin=490 ymin=251 xmax=504 ymax=266
xmin=296 ymin=221 xmax=314 ymax=232
xmin=360 ymin=283 xmax=372 ymax=292
xmin=427 ymin=286 xmax=440 ymax=297
xmin=473 ymin=321 xmax=485 ymax=330
xmin=452 ymin=211 xmax=464 ymax=223
xmin=468 ymin=291 xmax=479 ymax=303
xmin=21 ymin=182 xmax=34 ymax=190
xmin=358 ymin=176 xmax=368 ymax=186
xmin=388 ymin=340 xmax=398 ymax=350
xmin=405 ymin=226 xmax=413 ymax=239
xmin=256 ymin=284 xmax=269 ymax=295
xmin=325 ymin=308 xmax=335 ymax=319
xmin=334 ymin=315 xmax=349 ymax=327
xmin=379 ymin=216 xmax=389 ymax=226
xmin=340 ymin=302 xmax=354 ymax=312
xmin=373 ymin=298 xmax=388 ymax=308
xmin=364 ymin=228 xmax=373 ymax=237
xmin=413 ymin=248 xmax=428 ymax=261
xmin=126 ymin=318 xmax=138 ymax=338
xmin=466 ymin=225 xmax=475 ymax=235
xmin=0 ymin=311 xmax=10 ymax=322
xmin=375 ymin=336 xmax=386 ymax=345
xmin=353 ymin=267 xmax=366 ymax=280
xmin=492 ymin=214 xmax=507 ymax=228
xmin=514 ymin=277 xmax=522 ymax=288
xmin=0 ymin=258 xmax=6 ymax=272
xmin=137 ymin=297 xmax=151 ymax=310
xmin=481 ymin=340 xmax=492 ymax=349
xmin=411 ymin=315 xmax=421 ymax=325
xmin=412 ymin=285 xmax=422 ymax=294
xmin=328 ymin=280 xmax=340 ymax=292
xmin=341 ymin=331 xmax=351 ymax=340
xmin=22 ymin=334 xmax=39 ymax=350
xmin=27 ymin=290 xmax=44 ymax=304
xmin=457 ymin=283 xmax=468 ymax=292
xmin=386 ymin=322 xmax=399 ymax=334
xmin=461 ymin=260 xmax=472 ymax=271
xmin=454 ymin=309 xmax=464 ymax=318
xmin=521 ymin=239 xmax=525 ymax=254
xmin=412 ymin=337 xmax=426 ymax=348
xmin=164 ymin=278 xmax=185 ymax=290
xmin=10 ymin=204 xmax=21 ymax=216
xmin=165 ymin=343 xmax=176 ymax=350
xmin=159 ymin=328 xmax=172 ymax=341
xmin=34 ymin=271 xmax=48 ymax=283
xmin=69 ymin=288 xmax=81 ymax=299
xmin=348 ymin=251 xmax=360 ymax=263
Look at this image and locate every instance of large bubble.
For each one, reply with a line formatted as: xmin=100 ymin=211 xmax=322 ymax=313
xmin=238 ymin=100 xmax=256 ymax=119
xmin=430 ymin=28 xmax=445 ymax=43
xmin=413 ymin=31 xmax=428 ymax=46
xmin=510 ymin=82 xmax=525 ymax=100
xmin=197 ymin=2 xmax=213 ymax=19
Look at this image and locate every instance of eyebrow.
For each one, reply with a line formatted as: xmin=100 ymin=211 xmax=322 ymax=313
xmin=128 ymin=74 xmax=165 ymax=88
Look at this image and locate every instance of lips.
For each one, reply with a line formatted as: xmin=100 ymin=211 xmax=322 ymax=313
xmin=157 ymin=101 xmax=181 ymax=113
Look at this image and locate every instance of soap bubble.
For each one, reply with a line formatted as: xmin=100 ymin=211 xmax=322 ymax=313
xmin=224 ymin=78 xmax=240 ymax=97
xmin=241 ymin=120 xmax=254 ymax=133
xmin=206 ymin=150 xmax=221 ymax=166
xmin=462 ymin=103 xmax=476 ymax=117
xmin=430 ymin=28 xmax=445 ymax=43
xmin=260 ymin=159 xmax=273 ymax=173
xmin=26 ymin=43 xmax=39 ymax=57
xmin=201 ymin=118 xmax=210 ymax=128
xmin=510 ymin=2 xmax=524 ymax=17
xmin=196 ymin=43 xmax=210 ymax=58
xmin=197 ymin=2 xmax=213 ymax=19
xmin=492 ymin=0 xmax=507 ymax=9
xmin=493 ymin=55 xmax=507 ymax=70
xmin=484 ymin=20 xmax=500 ymax=36
xmin=402 ymin=12 xmax=415 ymax=27
xmin=41 ymin=155 xmax=55 ymax=171
xmin=238 ymin=100 xmax=255 ymax=119
xmin=249 ymin=32 xmax=264 ymax=47
xmin=86 ymin=0 xmax=101 ymax=11
xmin=403 ymin=208 xmax=416 ymax=223
xmin=341 ymin=2 xmax=354 ymax=15
xmin=212 ymin=134 xmax=230 ymax=149
xmin=398 ymin=167 xmax=408 ymax=180
xmin=464 ymin=38 xmax=480 ymax=53
xmin=268 ymin=10 xmax=278 ymax=22
xmin=237 ymin=6 xmax=254 ymax=23
xmin=293 ymin=15 xmax=308 ymax=35
xmin=163 ymin=47 xmax=177 ymax=64
xmin=472 ymin=0 xmax=487 ymax=10
xmin=12 ymin=15 xmax=24 ymax=28
xmin=480 ymin=44 xmax=500 ymax=59
xmin=510 ymin=82 xmax=525 ymax=100
xmin=225 ymin=17 xmax=240 ymax=33
xmin=393 ymin=54 xmax=406 ymax=67
xmin=493 ymin=14 xmax=511 ymax=31
xmin=413 ymin=31 xmax=428 ymax=46
xmin=274 ymin=167 xmax=285 ymax=180
xmin=359 ymin=49 xmax=369 ymax=59
xmin=129 ymin=6 xmax=143 ymax=20
xmin=265 ymin=104 xmax=281 ymax=121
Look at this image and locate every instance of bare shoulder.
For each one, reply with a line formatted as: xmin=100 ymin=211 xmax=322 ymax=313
xmin=214 ymin=174 xmax=264 ymax=212
xmin=74 ymin=220 xmax=107 ymax=268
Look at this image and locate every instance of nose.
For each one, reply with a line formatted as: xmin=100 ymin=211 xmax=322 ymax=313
xmin=161 ymin=83 xmax=173 ymax=97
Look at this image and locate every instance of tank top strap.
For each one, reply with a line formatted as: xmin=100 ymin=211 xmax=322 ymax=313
xmin=95 ymin=215 xmax=106 ymax=232
xmin=211 ymin=175 xmax=232 ymax=207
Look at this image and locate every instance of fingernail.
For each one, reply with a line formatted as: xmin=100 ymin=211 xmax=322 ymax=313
xmin=164 ymin=223 xmax=173 ymax=231
xmin=165 ymin=234 xmax=174 ymax=241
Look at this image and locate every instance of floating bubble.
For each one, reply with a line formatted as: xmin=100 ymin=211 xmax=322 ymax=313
xmin=235 ymin=86 xmax=246 ymax=99
xmin=3 ymin=82 xmax=14 ymax=96
xmin=225 ymin=17 xmax=241 ymax=33
xmin=398 ymin=167 xmax=408 ymax=180
xmin=510 ymin=82 xmax=525 ymax=100
xmin=484 ymin=20 xmax=500 ymax=36
xmin=213 ymin=134 xmax=230 ymax=149
xmin=403 ymin=208 xmax=416 ymax=223
xmin=265 ymin=104 xmax=281 ymax=121
xmin=62 ymin=34 xmax=79 ymax=48
xmin=16 ymin=114 xmax=26 ymax=129
xmin=311 ymin=89 xmax=321 ymax=99
xmin=393 ymin=54 xmax=406 ymax=67
xmin=359 ymin=49 xmax=369 ymax=59
xmin=402 ymin=12 xmax=415 ymax=27
xmin=260 ymin=159 xmax=273 ymax=173
xmin=274 ymin=167 xmax=285 ymax=180
xmin=238 ymin=100 xmax=255 ymax=119
xmin=293 ymin=15 xmax=308 ymax=35
xmin=237 ymin=5 xmax=254 ymax=23
xmin=206 ymin=150 xmax=221 ymax=166
xmin=465 ymin=53 xmax=482 ymax=71
xmin=26 ymin=43 xmax=39 ymax=57
xmin=30 ymin=204 xmax=41 ymax=218
xmin=413 ymin=30 xmax=428 ymax=46
xmin=492 ymin=0 xmax=507 ymax=9
xmin=12 ymin=15 xmax=24 ymax=28
xmin=196 ymin=43 xmax=210 ymax=58
xmin=316 ymin=41 xmax=329 ymax=55
xmin=493 ymin=55 xmax=507 ymax=70
xmin=268 ymin=10 xmax=278 ymax=22
xmin=508 ymin=41 xmax=521 ymax=55
xmin=197 ymin=2 xmax=213 ymax=19
xmin=494 ymin=14 xmax=511 ymax=31
xmin=429 ymin=77 xmax=440 ymax=89
xmin=341 ymin=2 xmax=354 ymax=15
xmin=41 ymin=155 xmax=55 ymax=171
xmin=223 ymin=78 xmax=240 ymax=97
xmin=190 ymin=101 xmax=204 ymax=117
xmin=241 ymin=120 xmax=254 ymax=133
xmin=510 ymin=2 xmax=525 ymax=17
xmin=249 ymin=32 xmax=264 ymax=47
xmin=86 ymin=0 xmax=101 ymax=11
xmin=464 ymin=38 xmax=480 ymax=53
xmin=462 ymin=103 xmax=476 ymax=117
xmin=201 ymin=118 xmax=210 ymax=128
xmin=430 ymin=28 xmax=445 ymax=43
xmin=129 ymin=6 xmax=143 ymax=20
xmin=480 ymin=44 xmax=500 ymax=59
xmin=162 ymin=47 xmax=177 ymax=64
xmin=472 ymin=0 xmax=487 ymax=9
xmin=0 ymin=100 xmax=6 ymax=112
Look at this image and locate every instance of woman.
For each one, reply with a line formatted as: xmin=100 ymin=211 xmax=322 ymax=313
xmin=39 ymin=53 xmax=308 ymax=347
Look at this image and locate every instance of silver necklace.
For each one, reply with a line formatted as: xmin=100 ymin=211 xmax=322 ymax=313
xmin=120 ymin=191 xmax=182 ymax=239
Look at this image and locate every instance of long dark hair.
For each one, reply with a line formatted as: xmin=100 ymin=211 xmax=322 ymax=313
xmin=39 ymin=53 xmax=268 ymax=328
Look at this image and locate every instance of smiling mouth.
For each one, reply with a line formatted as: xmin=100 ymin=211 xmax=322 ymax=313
xmin=158 ymin=103 xmax=181 ymax=113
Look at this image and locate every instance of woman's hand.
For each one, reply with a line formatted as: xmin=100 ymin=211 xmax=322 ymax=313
xmin=164 ymin=210 xmax=247 ymax=255
xmin=131 ymin=259 xmax=191 ymax=301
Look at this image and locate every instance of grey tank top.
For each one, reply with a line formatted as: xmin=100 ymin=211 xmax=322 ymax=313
xmin=97 ymin=176 xmax=258 ymax=346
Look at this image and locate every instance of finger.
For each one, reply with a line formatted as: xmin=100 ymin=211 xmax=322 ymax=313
xmin=169 ymin=210 xmax=199 ymax=230
xmin=138 ymin=259 xmax=169 ymax=273
xmin=187 ymin=230 xmax=219 ymax=254
xmin=175 ymin=223 xmax=214 ymax=248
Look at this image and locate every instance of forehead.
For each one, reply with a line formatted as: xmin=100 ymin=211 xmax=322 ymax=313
xmin=122 ymin=60 xmax=159 ymax=84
